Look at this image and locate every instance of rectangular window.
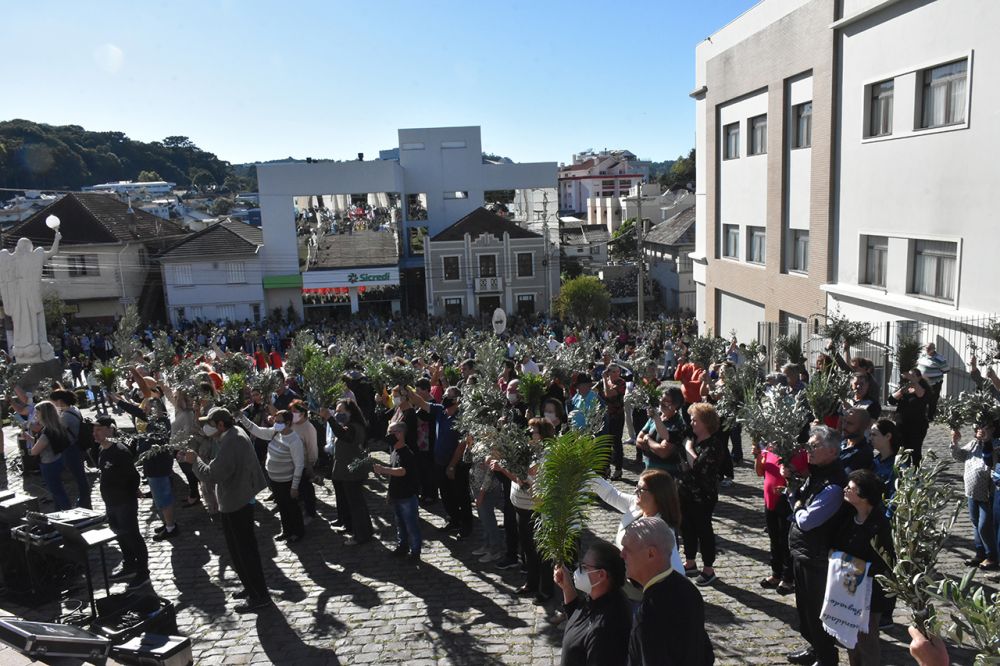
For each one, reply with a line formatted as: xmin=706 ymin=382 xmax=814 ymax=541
xmin=793 ymin=102 xmax=812 ymax=149
xmin=406 ymin=193 xmax=428 ymax=221
xmin=723 ymin=122 xmax=740 ymax=160
xmin=441 ymin=140 xmax=467 ymax=149
xmin=188 ymin=305 xmax=203 ymax=321
xmin=174 ymin=307 xmax=185 ymax=322
xmin=444 ymin=297 xmax=463 ymax=316
xmin=869 ymin=80 xmax=894 ymax=137
xmin=619 ymin=180 xmax=632 ymax=190
xmin=921 ymin=59 xmax=967 ymax=128
xmin=479 ymin=255 xmax=497 ymax=278
xmin=862 ymin=235 xmax=888 ymax=287
xmin=408 ymin=226 xmax=428 ymax=256
xmin=226 ymin=261 xmax=246 ymax=284
xmin=791 ymin=230 xmax=809 ymax=273
xmin=747 ymin=226 xmax=766 ymax=264
xmin=43 ymin=260 xmax=54 ymax=278
xmin=401 ymin=142 xmax=425 ymax=150
xmin=217 ymin=304 xmax=235 ymax=322
xmin=516 ymin=252 xmax=533 ymax=278
xmin=590 ymin=245 xmax=600 ymax=255
xmin=68 ymin=254 xmax=99 ymax=277
xmin=749 ymin=115 xmax=767 ymax=155
xmin=911 ymin=239 xmax=957 ymax=300
xmin=443 ymin=256 xmax=460 ymax=281
xmin=722 ymin=224 xmax=740 ymax=259
xmin=444 ymin=191 xmax=469 ymax=200
xmin=251 ymin=303 xmax=261 ymax=322
xmin=516 ymin=294 xmax=535 ymax=315
xmin=174 ymin=263 xmax=193 ymax=286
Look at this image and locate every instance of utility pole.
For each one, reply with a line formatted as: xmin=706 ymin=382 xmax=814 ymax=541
xmin=636 ymin=184 xmax=645 ymax=324
xmin=541 ymin=189 xmax=552 ymax=315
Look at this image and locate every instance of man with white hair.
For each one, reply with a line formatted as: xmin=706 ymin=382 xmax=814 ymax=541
xmin=621 ymin=516 xmax=714 ymax=665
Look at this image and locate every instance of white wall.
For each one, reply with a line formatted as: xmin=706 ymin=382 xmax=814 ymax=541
xmin=48 ymin=243 xmax=146 ymax=307
xmin=718 ymin=89 xmax=769 ymax=261
xmin=786 ymin=74 xmax=813 ymax=232
xmin=716 ymin=290 xmax=765 ymax=343
xmin=162 ymin=255 xmax=265 ymax=326
xmin=833 ymin=0 xmax=998 ymax=314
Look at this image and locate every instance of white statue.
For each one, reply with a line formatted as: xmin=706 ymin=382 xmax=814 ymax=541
xmin=0 ymin=231 xmax=61 ymax=364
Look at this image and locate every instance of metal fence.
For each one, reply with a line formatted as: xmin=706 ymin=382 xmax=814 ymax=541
xmin=757 ymin=312 xmax=999 ymax=400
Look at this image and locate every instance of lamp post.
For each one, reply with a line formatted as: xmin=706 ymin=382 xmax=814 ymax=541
xmin=625 ymin=186 xmax=655 ymax=324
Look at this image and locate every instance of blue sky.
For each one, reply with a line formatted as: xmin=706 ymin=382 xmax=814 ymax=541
xmin=4 ymin=0 xmax=756 ymax=166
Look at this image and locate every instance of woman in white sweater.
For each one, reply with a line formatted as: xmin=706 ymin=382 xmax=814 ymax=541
xmin=240 ymin=409 xmax=306 ymax=543
xmin=289 ymin=400 xmax=319 ymax=522
xmin=591 ymin=469 xmax=685 ymax=574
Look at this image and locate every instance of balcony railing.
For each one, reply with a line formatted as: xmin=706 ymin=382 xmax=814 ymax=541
xmin=474 ymin=276 xmax=503 ymax=293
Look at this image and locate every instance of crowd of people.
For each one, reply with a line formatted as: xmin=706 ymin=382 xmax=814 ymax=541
xmin=5 ymin=312 xmax=997 ymax=665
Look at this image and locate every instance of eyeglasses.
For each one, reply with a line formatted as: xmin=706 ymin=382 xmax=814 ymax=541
xmin=578 ymin=562 xmax=600 ymax=571
xmin=635 ymin=486 xmax=649 ymax=495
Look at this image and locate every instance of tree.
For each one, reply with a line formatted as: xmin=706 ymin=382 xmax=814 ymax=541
xmin=554 ymin=276 xmax=610 ymax=322
xmin=163 ymin=135 xmax=195 ymax=150
xmin=658 ymin=148 xmax=695 ymax=190
xmin=189 ymin=167 xmax=215 ymax=190
xmin=137 ymin=169 xmax=162 ymax=182
xmin=560 ymin=257 xmax=583 ymax=281
xmin=208 ymin=197 xmax=234 ymax=216
xmin=609 ymin=218 xmax=638 ymax=262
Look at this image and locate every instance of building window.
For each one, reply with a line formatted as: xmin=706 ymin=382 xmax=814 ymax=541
xmin=408 ymin=226 xmax=428 ymax=256
xmin=920 ymin=59 xmax=967 ymax=129
xmin=406 ymin=193 xmax=428 ymax=221
xmin=174 ymin=263 xmax=193 ymax=286
xmin=443 ymin=256 xmax=461 ymax=281
xmin=68 ymin=254 xmax=99 ymax=277
xmin=791 ymin=230 xmax=809 ymax=273
xmin=749 ymin=115 xmax=767 ymax=155
xmin=723 ymin=122 xmax=740 ymax=160
xmin=251 ymin=303 xmax=261 ymax=322
xmin=590 ymin=245 xmax=600 ymax=255
xmin=441 ymin=140 xmax=467 ymax=149
xmin=868 ymin=80 xmax=894 ymax=137
xmin=43 ymin=260 xmax=55 ymax=278
xmin=479 ymin=255 xmax=497 ymax=278
xmin=174 ymin=307 xmax=185 ymax=322
xmin=792 ymin=102 xmax=812 ymax=148
xmin=401 ymin=142 xmax=425 ymax=150
xmin=188 ymin=305 xmax=203 ymax=321
xmin=747 ymin=226 xmax=766 ymax=264
xmin=217 ymin=304 xmax=235 ymax=322
xmin=138 ymin=248 xmax=148 ymax=266
xmin=226 ymin=261 xmax=246 ymax=284
xmin=722 ymin=224 xmax=740 ymax=259
xmin=516 ymin=252 xmax=533 ymax=278
xmin=443 ymin=297 xmax=463 ymax=316
xmin=444 ymin=191 xmax=469 ymax=200
xmin=517 ymin=294 xmax=535 ymax=315
xmin=862 ymin=235 xmax=888 ymax=287
xmin=911 ymin=239 xmax=957 ymax=301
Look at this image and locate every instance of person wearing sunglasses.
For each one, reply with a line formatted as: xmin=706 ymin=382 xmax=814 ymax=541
xmin=553 ymin=539 xmax=631 ymax=666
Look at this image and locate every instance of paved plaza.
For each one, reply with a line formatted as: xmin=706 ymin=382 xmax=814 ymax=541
xmin=0 ymin=416 xmax=989 ymax=665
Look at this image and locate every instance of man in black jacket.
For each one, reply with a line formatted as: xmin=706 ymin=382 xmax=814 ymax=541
xmin=94 ymin=416 xmax=150 ymax=591
xmin=621 ymin=516 xmax=714 ymax=666
xmin=783 ymin=425 xmax=848 ymax=666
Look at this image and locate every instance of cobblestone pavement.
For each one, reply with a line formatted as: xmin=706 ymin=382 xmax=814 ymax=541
xmin=1 ymin=417 xmax=990 ymax=665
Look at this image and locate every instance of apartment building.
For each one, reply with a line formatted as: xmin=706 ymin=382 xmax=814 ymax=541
xmin=558 ymin=149 xmax=650 ymax=225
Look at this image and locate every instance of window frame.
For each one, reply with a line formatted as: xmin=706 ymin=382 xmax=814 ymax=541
xmin=174 ymin=263 xmax=193 ymax=287
xmin=443 ymin=297 xmax=464 ymax=316
xmin=443 ymin=191 xmax=469 ymax=200
xmin=478 ymin=253 xmax=498 ymax=278
xmin=442 ymin=255 xmax=461 ymax=282
xmin=792 ymin=102 xmax=812 ymax=149
xmin=919 ymin=59 xmax=968 ymax=130
xmin=867 ymin=79 xmax=894 ymax=138
xmin=747 ymin=226 xmax=766 ymax=265
xmin=722 ymin=224 xmax=740 ymax=260
xmin=861 ymin=235 xmax=888 ymax=288
xmin=217 ymin=304 xmax=235 ymax=322
xmin=516 ymin=293 xmax=536 ymax=316
xmin=909 ymin=239 xmax=957 ymax=302
xmin=748 ymin=114 xmax=767 ymax=156
xmin=723 ymin=122 xmax=740 ymax=160
xmin=790 ymin=229 xmax=809 ymax=273
xmin=67 ymin=253 xmax=99 ymax=278
xmin=226 ymin=261 xmax=246 ymax=284
xmin=516 ymin=252 xmax=534 ymax=278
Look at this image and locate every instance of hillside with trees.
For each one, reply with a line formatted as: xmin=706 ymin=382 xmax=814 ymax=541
xmin=0 ymin=119 xmax=256 ymax=192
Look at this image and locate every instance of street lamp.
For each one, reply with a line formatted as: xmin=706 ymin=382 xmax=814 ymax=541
xmin=46 ymin=215 xmax=61 ymax=230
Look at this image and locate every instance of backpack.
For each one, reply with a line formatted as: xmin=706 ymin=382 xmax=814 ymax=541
xmin=65 ymin=410 xmax=98 ymax=459
xmin=45 ymin=427 xmax=71 ymax=454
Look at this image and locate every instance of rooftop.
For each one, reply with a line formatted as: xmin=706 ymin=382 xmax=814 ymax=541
xmin=310 ymin=228 xmax=399 ymax=269
xmin=644 ymin=206 xmax=696 ymax=247
xmin=431 ymin=207 xmax=541 ymax=243
xmin=160 ymin=220 xmax=263 ymax=261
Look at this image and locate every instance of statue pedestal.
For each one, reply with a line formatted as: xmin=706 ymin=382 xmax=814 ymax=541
xmin=15 ymin=358 xmax=63 ymax=393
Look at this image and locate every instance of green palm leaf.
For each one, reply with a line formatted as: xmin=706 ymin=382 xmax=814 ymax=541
xmin=533 ymin=431 xmax=612 ymax=566
xmin=517 ymin=372 xmax=547 ymax=413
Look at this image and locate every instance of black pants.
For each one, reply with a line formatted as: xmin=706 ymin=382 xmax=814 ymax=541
xmin=179 ymin=461 xmax=200 ymax=501
xmin=299 ymin=468 xmax=317 ymax=518
xmin=271 ymin=480 xmax=304 ymax=538
xmin=793 ymin=558 xmax=838 ymax=665
xmin=729 ymin=424 xmax=744 ymax=462
xmin=605 ymin=414 xmax=625 ymax=469
xmin=680 ymin=496 xmax=717 ymax=568
xmin=220 ymin=504 xmax=269 ymax=602
xmin=901 ymin=425 xmax=929 ymax=466
xmin=515 ymin=507 xmax=552 ymax=597
xmin=926 ymin=381 xmax=943 ymax=421
xmin=333 ymin=480 xmax=372 ymax=542
xmin=437 ymin=462 xmax=473 ymax=531
xmin=500 ymin=476 xmax=519 ymax=558
xmin=765 ymin=506 xmax=793 ymax=582
xmin=417 ymin=450 xmax=438 ymax=501
xmin=719 ymin=431 xmax=735 ymax=480
xmin=106 ymin=499 xmax=148 ymax=578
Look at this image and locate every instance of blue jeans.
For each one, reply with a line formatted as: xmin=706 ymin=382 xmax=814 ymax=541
xmin=477 ymin=484 xmax=504 ymax=551
xmin=60 ymin=445 xmax=91 ymax=509
xmin=40 ymin=459 xmax=71 ymax=510
xmin=968 ymin=497 xmax=997 ymax=560
xmin=993 ymin=490 xmax=1000 ymax=563
xmin=393 ymin=495 xmax=422 ymax=555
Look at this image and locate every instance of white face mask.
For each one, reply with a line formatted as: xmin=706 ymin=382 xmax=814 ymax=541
xmin=573 ymin=566 xmax=596 ymax=596
xmin=292 ymin=413 xmax=304 ymax=423
xmin=202 ymin=424 xmax=218 ymax=437
xmin=544 ymin=412 xmax=559 ymax=426
xmin=507 ymin=392 xmax=519 ymax=403
xmin=273 ymin=422 xmax=286 ymax=433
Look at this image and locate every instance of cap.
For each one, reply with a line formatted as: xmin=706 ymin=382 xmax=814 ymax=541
xmin=198 ymin=406 xmax=233 ymax=425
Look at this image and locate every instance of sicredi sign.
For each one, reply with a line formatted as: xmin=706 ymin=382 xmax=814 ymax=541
xmin=301 ymin=266 xmax=400 ymax=290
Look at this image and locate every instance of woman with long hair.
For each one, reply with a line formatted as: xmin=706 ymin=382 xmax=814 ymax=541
xmin=324 ymin=399 xmax=372 ymax=545
xmin=29 ymin=401 xmax=72 ymax=510
xmin=887 ymin=367 xmax=930 ymax=466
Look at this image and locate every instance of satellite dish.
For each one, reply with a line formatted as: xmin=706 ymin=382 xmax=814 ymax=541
xmin=492 ymin=308 xmax=507 ymax=335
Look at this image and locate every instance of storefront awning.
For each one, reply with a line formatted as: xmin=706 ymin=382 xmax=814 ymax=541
xmin=262 ymin=274 xmax=304 ymax=289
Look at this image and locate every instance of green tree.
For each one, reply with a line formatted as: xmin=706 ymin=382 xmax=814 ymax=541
xmin=658 ymin=148 xmax=695 ymax=190
xmin=163 ymin=135 xmax=195 ymax=149
xmin=209 ymin=197 xmax=234 ymax=216
xmin=137 ymin=169 xmax=162 ymax=182
xmin=189 ymin=167 xmax=215 ymax=190
xmin=554 ymin=276 xmax=610 ymax=322
xmin=560 ymin=257 xmax=583 ymax=281
xmin=609 ymin=218 xmax=638 ymax=262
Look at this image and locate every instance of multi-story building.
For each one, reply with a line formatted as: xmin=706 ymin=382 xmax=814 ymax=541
xmin=558 ymin=149 xmax=650 ymax=225
xmin=257 ymin=126 xmax=556 ymax=318
xmin=694 ymin=0 xmax=998 ymax=387
xmin=82 ymin=180 xmax=177 ymax=197
xmin=644 ymin=206 xmax=697 ymax=314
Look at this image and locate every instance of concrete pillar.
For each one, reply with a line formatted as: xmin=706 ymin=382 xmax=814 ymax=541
xmin=349 ymin=287 xmax=359 ymax=314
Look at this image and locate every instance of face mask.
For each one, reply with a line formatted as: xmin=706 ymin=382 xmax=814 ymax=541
xmin=573 ymin=566 xmax=596 ymax=596
xmin=273 ymin=422 xmax=287 ymax=433
xmin=292 ymin=413 xmax=304 ymax=423
xmin=334 ymin=412 xmax=350 ymax=425
xmin=544 ymin=412 xmax=559 ymax=426
xmin=202 ymin=424 xmax=218 ymax=437
xmin=507 ymin=393 xmax=519 ymax=403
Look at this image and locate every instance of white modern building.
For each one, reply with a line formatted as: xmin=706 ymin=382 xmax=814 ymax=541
xmin=82 ymin=180 xmax=177 ymax=196
xmin=558 ymin=149 xmax=650 ymax=223
xmin=159 ymin=221 xmax=266 ymax=326
xmin=257 ymin=126 xmax=556 ymax=317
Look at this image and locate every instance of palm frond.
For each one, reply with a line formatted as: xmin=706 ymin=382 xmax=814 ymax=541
xmin=518 ymin=372 xmax=547 ymax=413
xmin=533 ymin=431 xmax=612 ymax=565
xmin=803 ymin=368 xmax=851 ymax=420
xmin=775 ymin=333 xmax=806 ymax=365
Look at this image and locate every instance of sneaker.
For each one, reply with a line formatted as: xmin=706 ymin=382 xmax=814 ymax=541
xmin=695 ymin=571 xmax=717 ymax=586
xmin=234 ymin=598 xmax=272 ymax=613
xmin=759 ymin=576 xmax=780 ymax=589
xmin=126 ymin=576 xmax=151 ymax=592
xmin=153 ymin=525 xmax=166 ymax=534
xmin=495 ymin=555 xmax=519 ymax=570
xmin=152 ymin=525 xmax=179 ymax=542
xmin=610 ymin=467 xmax=623 ymax=481
xmin=720 ymin=478 xmax=734 ymax=488
xmin=231 ymin=589 xmax=250 ymax=600
xmin=109 ymin=566 xmax=136 ymax=581
xmin=963 ymin=556 xmax=985 ymax=567
xmin=472 ymin=546 xmax=491 ymax=556
xmin=777 ymin=582 xmax=795 ymax=596
xmin=479 ymin=550 xmax=502 ymax=563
